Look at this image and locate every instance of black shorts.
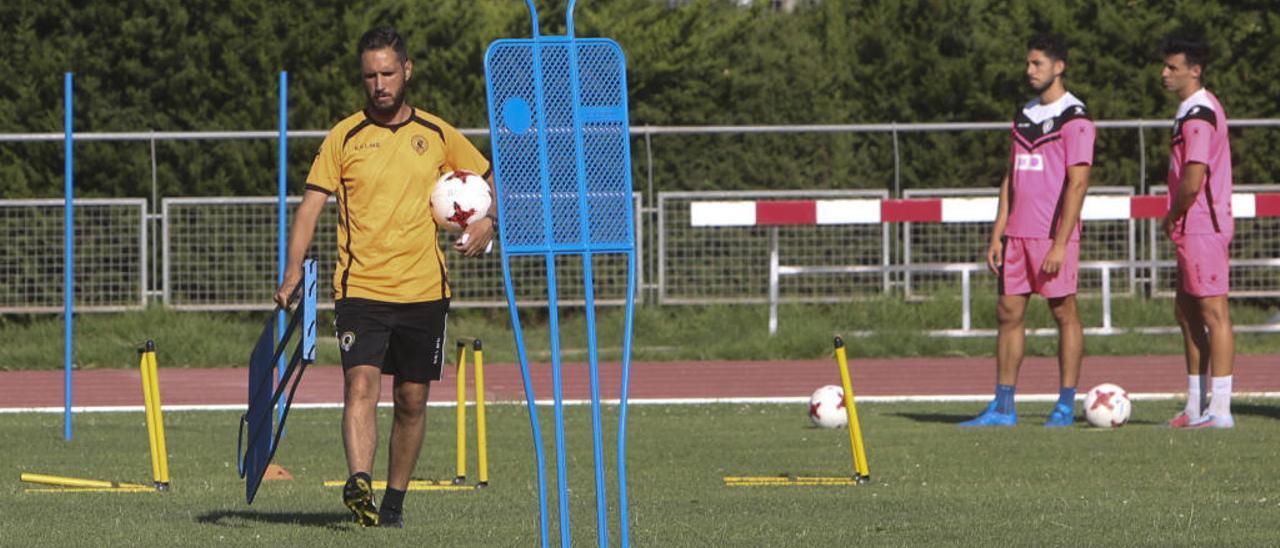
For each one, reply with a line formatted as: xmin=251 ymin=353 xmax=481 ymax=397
xmin=334 ymin=297 xmax=450 ymax=383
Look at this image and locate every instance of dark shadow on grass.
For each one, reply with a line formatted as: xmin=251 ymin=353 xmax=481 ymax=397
xmin=1233 ymin=402 xmax=1280 ymax=421
xmin=890 ymin=412 xmax=974 ymax=424
xmin=891 ymin=412 xmax=1163 ymax=427
xmin=196 ymin=510 xmax=353 ymax=531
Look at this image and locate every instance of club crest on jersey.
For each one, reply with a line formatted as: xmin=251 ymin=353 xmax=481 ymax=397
xmin=340 ymin=331 xmax=356 ymax=352
xmin=1041 ymin=119 xmax=1054 ymax=133
xmin=411 ymin=135 xmax=428 ymax=155
xmin=1015 ymin=153 xmax=1045 ymax=172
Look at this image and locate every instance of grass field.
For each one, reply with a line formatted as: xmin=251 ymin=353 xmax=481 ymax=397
xmin=3 ymin=296 xmax=1280 ymax=370
xmin=6 ymin=399 xmax=1280 ymax=546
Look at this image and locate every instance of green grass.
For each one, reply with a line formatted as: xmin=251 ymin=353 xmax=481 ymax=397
xmin=5 ymin=400 xmax=1280 ymax=546
xmin=2 ymin=295 xmax=1279 ymax=370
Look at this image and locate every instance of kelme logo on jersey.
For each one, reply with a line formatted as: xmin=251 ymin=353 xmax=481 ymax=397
xmin=412 ymin=135 xmax=428 ymax=155
xmin=340 ymin=331 xmax=356 ymax=352
xmin=1015 ymin=153 xmax=1045 ymax=172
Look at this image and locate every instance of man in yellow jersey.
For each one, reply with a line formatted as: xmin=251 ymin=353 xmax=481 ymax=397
xmin=274 ymin=26 xmax=495 ymax=528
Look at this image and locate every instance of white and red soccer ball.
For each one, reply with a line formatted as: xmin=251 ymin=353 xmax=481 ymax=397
xmin=1084 ymin=383 xmax=1131 ymax=428
xmin=430 ymin=170 xmax=492 ymax=232
xmin=808 ymin=385 xmax=848 ymax=429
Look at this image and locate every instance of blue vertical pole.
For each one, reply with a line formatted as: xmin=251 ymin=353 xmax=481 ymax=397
xmin=63 ymin=72 xmax=74 ymax=441
xmin=276 ymin=71 xmax=288 ymax=431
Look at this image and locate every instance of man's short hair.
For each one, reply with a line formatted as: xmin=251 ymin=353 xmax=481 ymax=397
xmin=358 ymin=26 xmax=409 ymax=63
xmin=1162 ymin=35 xmax=1210 ymax=71
xmin=1027 ymin=33 xmax=1068 ymax=64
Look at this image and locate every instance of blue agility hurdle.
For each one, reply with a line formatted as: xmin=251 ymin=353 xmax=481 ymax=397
xmin=484 ymin=1 xmax=637 ymax=545
xmin=237 ymin=257 xmax=317 ymax=504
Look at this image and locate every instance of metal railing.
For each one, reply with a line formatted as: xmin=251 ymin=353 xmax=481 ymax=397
xmin=768 ymin=260 xmax=1280 ymax=336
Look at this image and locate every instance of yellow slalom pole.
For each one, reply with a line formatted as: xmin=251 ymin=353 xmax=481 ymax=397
xmin=323 ymin=479 xmax=474 ymax=491
xmin=139 ymin=343 xmax=162 ymax=488
xmin=473 ymin=339 xmax=489 ymax=487
xmin=20 ymin=473 xmax=150 ymax=490
xmin=25 ymin=486 xmax=157 ymax=494
xmin=454 ymin=340 xmax=468 ymax=484
xmin=834 ymin=337 xmax=870 ymax=482
xmin=145 ymin=346 xmax=170 ymax=487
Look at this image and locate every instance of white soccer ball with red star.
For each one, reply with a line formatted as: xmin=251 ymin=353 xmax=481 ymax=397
xmin=808 ymin=385 xmax=848 ymax=429
xmin=431 ymin=170 xmax=492 ymax=233
xmin=1083 ymin=383 xmax=1131 ymax=428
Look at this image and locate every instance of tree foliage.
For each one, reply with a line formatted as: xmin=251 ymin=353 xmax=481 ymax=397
xmin=0 ymin=0 xmax=1276 ymax=199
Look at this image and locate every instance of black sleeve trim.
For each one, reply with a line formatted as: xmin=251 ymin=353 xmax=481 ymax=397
xmin=305 ymin=184 xmax=333 ymax=196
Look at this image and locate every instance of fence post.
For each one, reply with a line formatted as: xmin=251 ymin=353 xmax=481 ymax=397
xmin=768 ymin=227 xmax=780 ymax=335
xmin=891 ymin=123 xmax=901 ymax=198
xmin=1102 ymin=266 xmax=1113 ymax=331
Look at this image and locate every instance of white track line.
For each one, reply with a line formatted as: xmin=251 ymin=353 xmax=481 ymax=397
xmin=3 ymin=392 xmax=1279 ymax=414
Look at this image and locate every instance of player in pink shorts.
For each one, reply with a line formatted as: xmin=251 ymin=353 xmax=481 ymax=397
xmin=1160 ymin=35 xmax=1235 ymax=429
xmin=960 ymin=34 xmax=1095 ymax=428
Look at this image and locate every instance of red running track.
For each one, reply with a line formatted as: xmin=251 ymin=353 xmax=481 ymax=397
xmin=1 ymin=355 xmax=1277 ymax=409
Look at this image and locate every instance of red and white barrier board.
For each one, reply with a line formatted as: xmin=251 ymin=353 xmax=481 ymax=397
xmin=690 ymin=193 xmax=1280 ymax=227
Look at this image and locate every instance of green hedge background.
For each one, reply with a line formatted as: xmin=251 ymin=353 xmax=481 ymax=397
xmin=1 ymin=0 xmax=1276 ymax=199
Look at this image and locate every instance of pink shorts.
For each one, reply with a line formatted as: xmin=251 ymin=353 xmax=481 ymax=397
xmin=1173 ymin=232 xmax=1231 ymax=297
xmin=999 ymin=237 xmax=1079 ymax=298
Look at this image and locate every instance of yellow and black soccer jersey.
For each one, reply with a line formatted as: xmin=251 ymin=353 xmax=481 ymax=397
xmin=306 ymin=108 xmax=491 ymax=303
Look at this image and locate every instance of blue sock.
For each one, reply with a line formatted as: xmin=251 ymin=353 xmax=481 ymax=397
xmin=1057 ymin=387 xmax=1076 ymax=409
xmin=995 ymin=384 xmax=1016 ymax=415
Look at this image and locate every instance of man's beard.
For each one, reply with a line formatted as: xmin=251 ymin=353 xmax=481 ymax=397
xmin=1029 ymin=76 xmax=1056 ymax=95
xmin=367 ymin=88 xmax=406 ymax=117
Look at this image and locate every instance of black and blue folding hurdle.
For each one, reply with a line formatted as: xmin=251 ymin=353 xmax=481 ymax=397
xmin=485 ymin=1 xmax=637 ymax=545
xmin=237 ymin=257 xmax=317 ymax=504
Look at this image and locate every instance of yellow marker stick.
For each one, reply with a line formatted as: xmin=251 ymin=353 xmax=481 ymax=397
xmin=139 ymin=347 xmax=162 ymax=486
xmin=322 ymin=479 xmax=476 ymax=491
xmin=835 ymin=337 xmax=870 ymax=480
xmin=455 ymin=342 xmax=469 ymax=483
xmin=25 ymin=487 xmax=157 ymax=494
xmin=145 ymin=349 xmax=170 ymax=485
xmin=20 ymin=473 xmax=149 ymax=490
xmin=474 ymin=343 xmax=489 ymax=485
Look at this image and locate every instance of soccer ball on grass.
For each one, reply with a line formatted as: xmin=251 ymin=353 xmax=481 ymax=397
xmin=808 ymin=385 xmax=848 ymax=429
xmin=1083 ymin=383 xmax=1131 ymax=428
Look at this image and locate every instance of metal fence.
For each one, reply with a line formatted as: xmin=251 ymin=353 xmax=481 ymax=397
xmin=3 ymin=187 xmax=1279 ymax=316
xmin=901 ymin=186 xmax=1137 ymax=299
xmin=161 ymin=194 xmax=643 ymax=311
xmin=0 ymin=199 xmax=146 ymax=313
xmin=1148 ymin=184 xmax=1280 ymax=298
xmin=657 ymin=190 xmax=890 ymax=305
xmin=3 ymin=122 xmax=1279 ymax=317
